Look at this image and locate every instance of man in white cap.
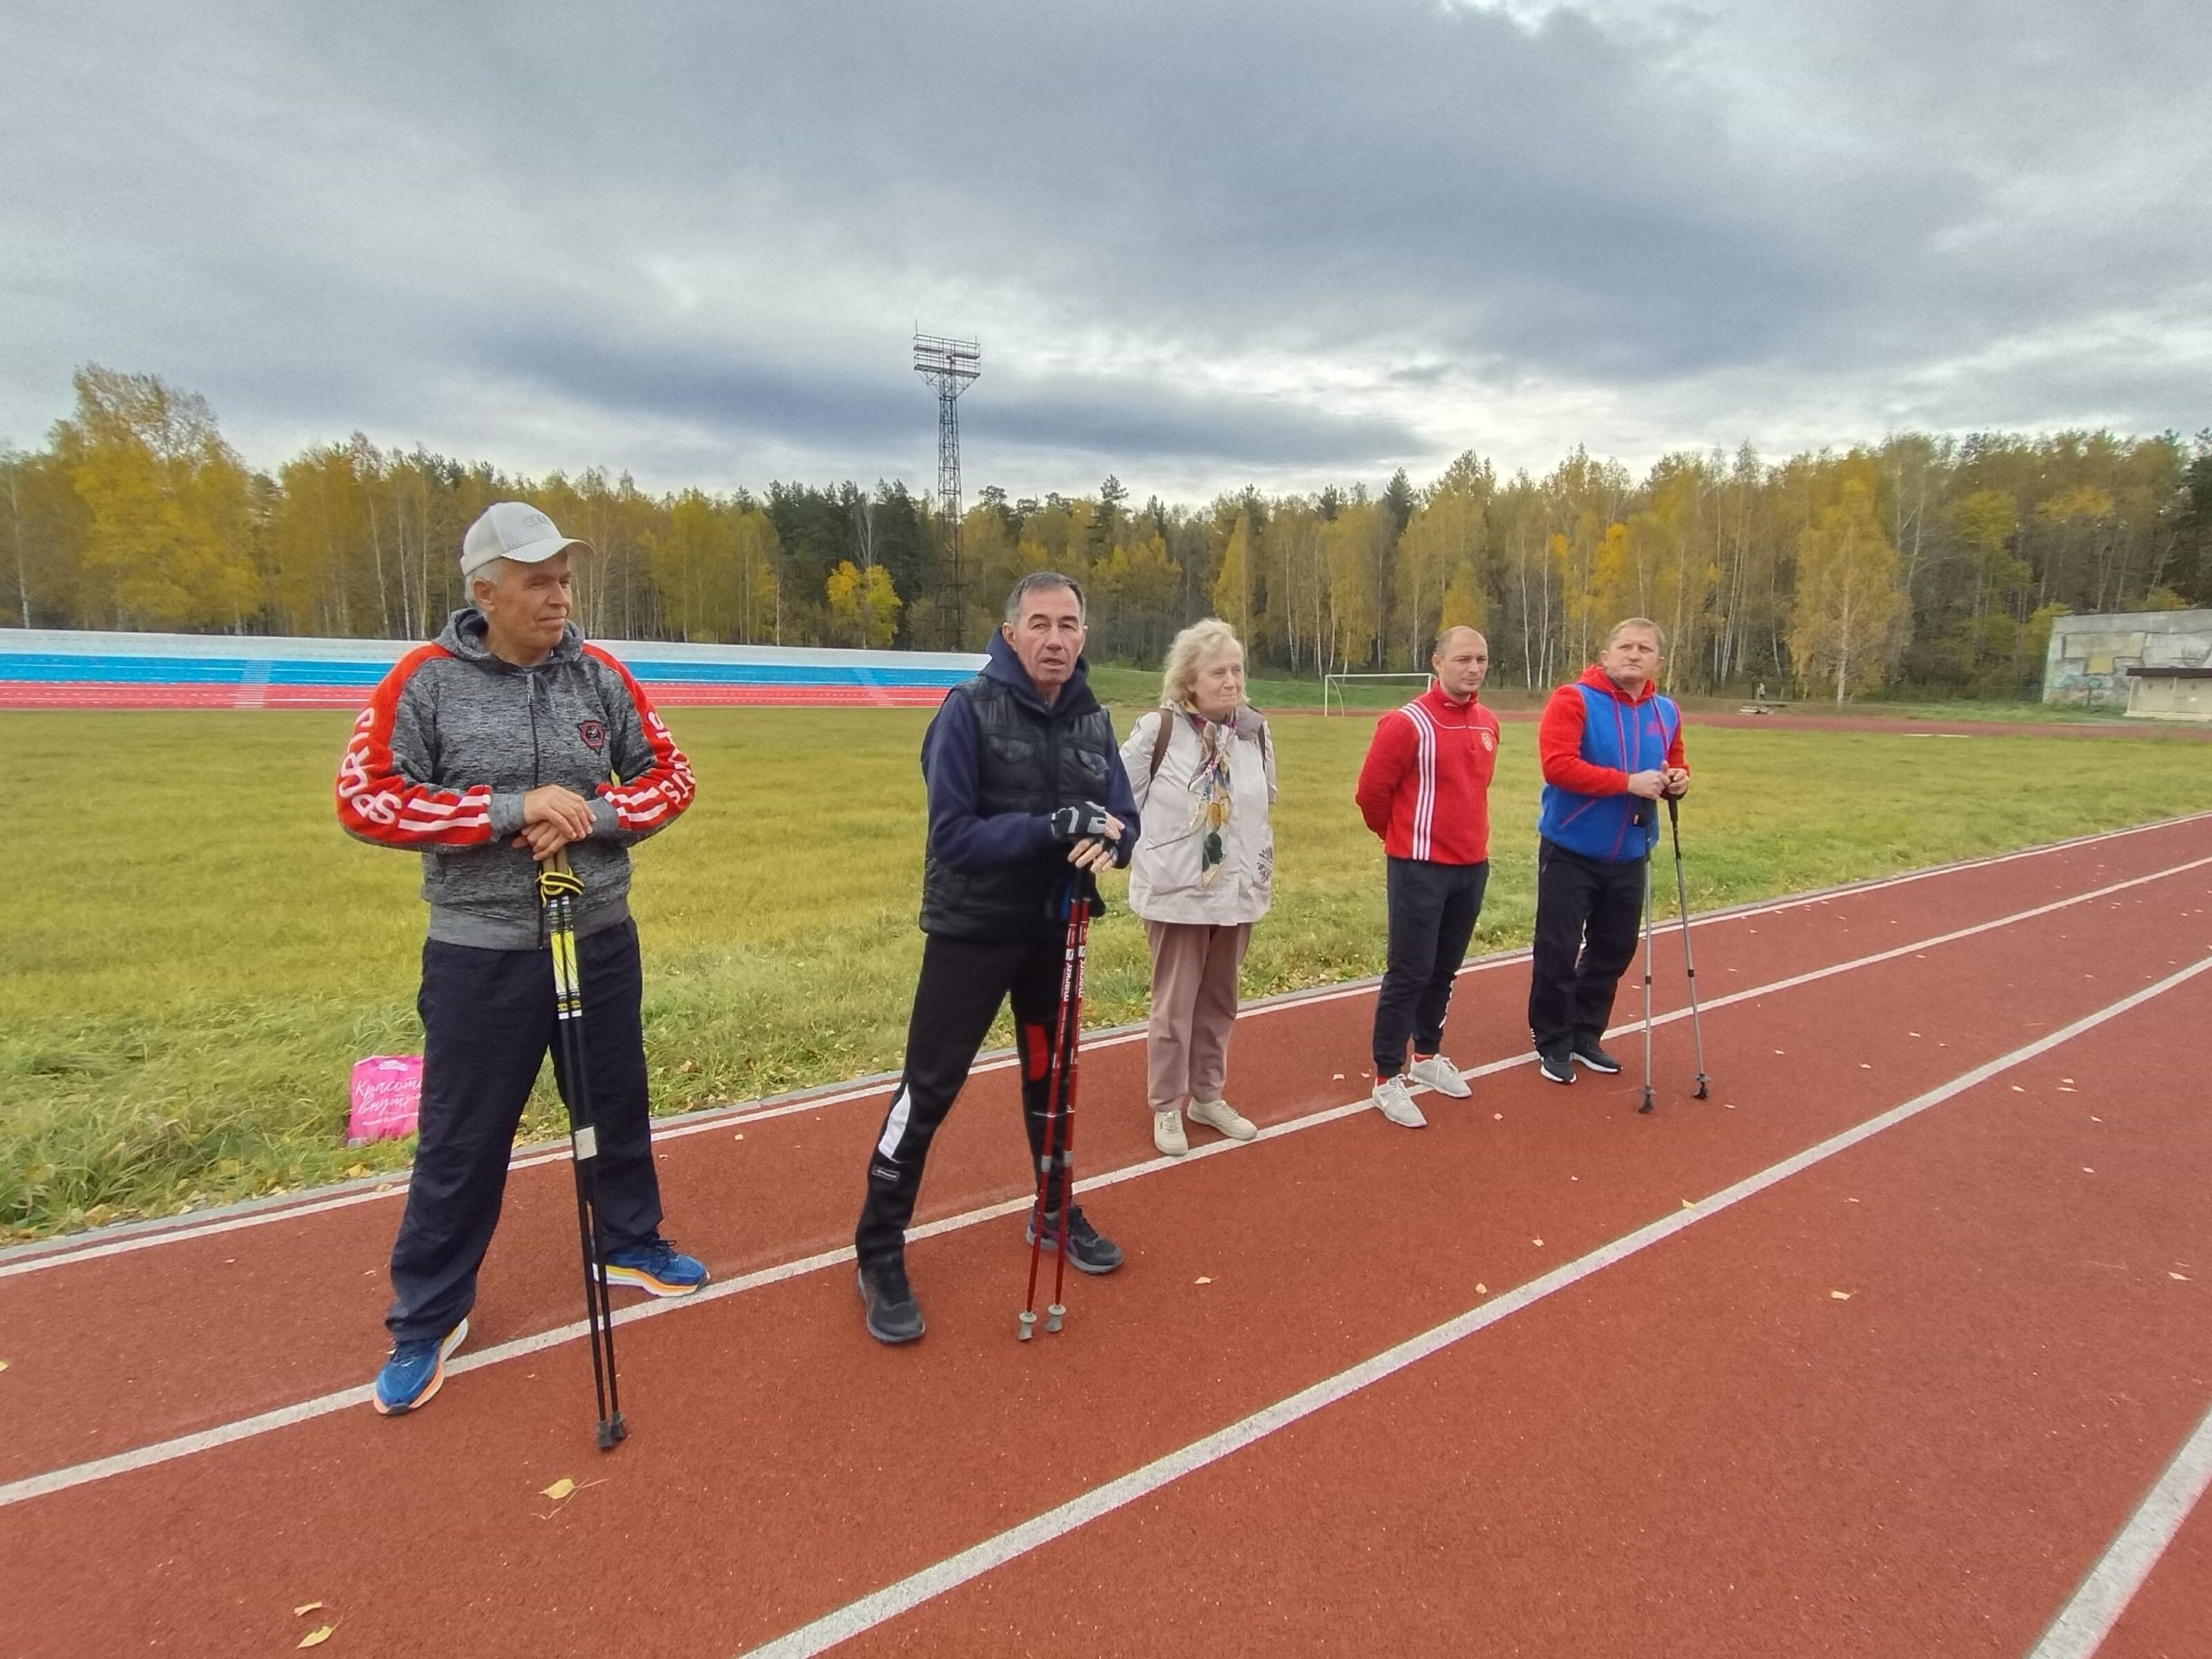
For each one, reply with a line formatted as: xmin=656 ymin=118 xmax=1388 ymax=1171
xmin=336 ymin=501 xmax=705 ymax=1417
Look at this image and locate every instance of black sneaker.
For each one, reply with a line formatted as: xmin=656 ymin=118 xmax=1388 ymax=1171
xmin=856 ymin=1256 xmax=925 ymax=1344
xmin=1571 ymin=1037 xmax=1623 ymax=1075
xmin=1024 ymin=1205 xmax=1124 ymax=1274
xmin=1537 ymin=1047 xmax=1576 ymax=1085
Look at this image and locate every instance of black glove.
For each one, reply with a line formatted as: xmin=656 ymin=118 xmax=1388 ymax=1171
xmin=1047 ymin=801 xmax=1117 ymax=844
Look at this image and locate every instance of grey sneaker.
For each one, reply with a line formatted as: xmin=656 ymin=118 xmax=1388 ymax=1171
xmin=857 ymin=1257 xmax=925 ymax=1344
xmin=1371 ymin=1074 xmax=1427 ymax=1128
xmin=1406 ymin=1053 xmax=1471 ymax=1098
xmin=1185 ymin=1097 xmax=1257 ymax=1141
xmin=1153 ymin=1109 xmax=1189 ymax=1157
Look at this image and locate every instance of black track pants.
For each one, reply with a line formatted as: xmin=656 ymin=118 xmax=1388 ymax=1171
xmin=855 ymin=930 xmax=1071 ymax=1268
xmin=385 ymin=922 xmax=664 ymax=1342
xmin=1370 ymin=856 xmax=1489 ymax=1077
xmin=1527 ymin=837 xmax=1649 ymax=1057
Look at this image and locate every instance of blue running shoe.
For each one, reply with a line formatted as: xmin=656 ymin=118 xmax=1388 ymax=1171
xmin=601 ymin=1237 xmax=709 ymax=1297
xmin=372 ymin=1318 xmax=468 ymax=1416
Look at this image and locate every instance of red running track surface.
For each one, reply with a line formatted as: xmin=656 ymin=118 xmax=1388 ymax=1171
xmin=3 ymin=816 xmax=2211 ymax=1656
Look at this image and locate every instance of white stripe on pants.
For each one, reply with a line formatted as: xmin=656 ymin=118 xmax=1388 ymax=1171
xmin=1142 ymin=919 xmax=1253 ymax=1112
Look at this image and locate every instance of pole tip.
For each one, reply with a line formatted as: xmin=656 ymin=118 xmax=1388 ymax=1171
xmin=1017 ymin=1310 xmax=1036 ymax=1342
xmin=1046 ymin=1304 xmax=1065 ymax=1333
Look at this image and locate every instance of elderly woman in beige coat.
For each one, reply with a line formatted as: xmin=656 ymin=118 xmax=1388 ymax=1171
xmin=1120 ymin=618 xmax=1277 ymax=1157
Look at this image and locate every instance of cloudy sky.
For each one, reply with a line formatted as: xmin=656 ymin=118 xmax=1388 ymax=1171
xmin=3 ymin=0 xmax=2207 ymax=503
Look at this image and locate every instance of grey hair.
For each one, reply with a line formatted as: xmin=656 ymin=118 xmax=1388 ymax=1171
xmin=1160 ymin=617 xmax=1244 ymax=708
xmin=1004 ymin=570 xmax=1086 ymax=626
xmin=468 ymin=557 xmax=513 ymax=598
xmin=1605 ymin=616 xmax=1667 ymax=652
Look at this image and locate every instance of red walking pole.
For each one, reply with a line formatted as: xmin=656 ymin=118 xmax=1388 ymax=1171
xmin=1019 ymin=877 xmax=1093 ymax=1339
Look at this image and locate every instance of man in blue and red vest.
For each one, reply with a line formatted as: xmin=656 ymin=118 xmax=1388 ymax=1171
xmin=1529 ymin=617 xmax=1691 ymax=1085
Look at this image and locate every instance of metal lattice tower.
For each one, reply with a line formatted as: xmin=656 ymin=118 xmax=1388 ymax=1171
xmin=912 ymin=332 xmax=981 ymax=644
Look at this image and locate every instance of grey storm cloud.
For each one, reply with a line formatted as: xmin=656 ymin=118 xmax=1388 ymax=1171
xmin=2 ymin=0 xmax=2207 ymax=497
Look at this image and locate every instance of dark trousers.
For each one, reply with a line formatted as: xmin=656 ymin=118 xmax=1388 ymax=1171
xmin=385 ymin=921 xmax=664 ymax=1341
xmin=856 ymin=931 xmax=1071 ymax=1268
xmin=1372 ymin=857 xmax=1489 ymax=1077
xmin=1528 ymin=837 xmax=1649 ymax=1057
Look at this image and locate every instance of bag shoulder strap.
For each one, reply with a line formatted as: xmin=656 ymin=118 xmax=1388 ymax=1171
xmin=1148 ymin=709 xmax=1176 ymax=779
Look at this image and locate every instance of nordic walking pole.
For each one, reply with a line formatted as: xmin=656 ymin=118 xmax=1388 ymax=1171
xmin=1665 ymin=795 xmax=1711 ymax=1099
xmin=537 ymin=848 xmax=627 ymax=1449
xmin=1046 ymin=880 xmax=1096 ymax=1333
xmin=1637 ymin=803 xmax=1657 ymax=1116
xmin=1020 ymin=877 xmax=1084 ymax=1341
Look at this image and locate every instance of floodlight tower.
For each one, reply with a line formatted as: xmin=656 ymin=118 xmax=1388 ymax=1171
xmin=912 ymin=332 xmax=981 ymax=644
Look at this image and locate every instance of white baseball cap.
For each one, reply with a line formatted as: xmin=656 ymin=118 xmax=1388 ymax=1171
xmin=460 ymin=501 xmax=593 ymax=579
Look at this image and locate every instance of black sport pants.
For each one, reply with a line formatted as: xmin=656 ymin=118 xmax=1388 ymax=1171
xmin=855 ymin=930 xmax=1072 ymax=1268
xmin=385 ymin=922 xmax=664 ymax=1342
xmin=1527 ymin=837 xmax=1649 ymax=1057
xmin=1371 ymin=856 xmax=1489 ymax=1077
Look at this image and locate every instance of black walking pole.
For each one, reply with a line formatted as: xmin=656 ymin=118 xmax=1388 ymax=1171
xmin=1665 ymin=795 xmax=1711 ymax=1099
xmin=538 ymin=849 xmax=627 ymax=1450
xmin=1637 ymin=821 xmax=1657 ymax=1116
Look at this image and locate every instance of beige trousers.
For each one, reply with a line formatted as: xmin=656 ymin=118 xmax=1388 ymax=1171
xmin=1143 ymin=919 xmax=1253 ymax=1112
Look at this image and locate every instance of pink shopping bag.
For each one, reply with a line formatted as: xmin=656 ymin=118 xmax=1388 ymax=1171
xmin=347 ymin=1055 xmax=423 ymax=1146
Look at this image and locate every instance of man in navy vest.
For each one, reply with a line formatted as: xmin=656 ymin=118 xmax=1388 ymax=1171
xmin=1528 ymin=617 xmax=1691 ymax=1085
xmin=852 ymin=572 xmax=1142 ymax=1344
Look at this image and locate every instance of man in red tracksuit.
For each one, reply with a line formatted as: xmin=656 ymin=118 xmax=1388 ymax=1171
xmin=1353 ymin=626 xmax=1501 ymax=1128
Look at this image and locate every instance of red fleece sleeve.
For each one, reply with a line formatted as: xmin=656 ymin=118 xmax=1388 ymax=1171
xmin=334 ymin=645 xmax=502 ymax=849
xmin=584 ymin=645 xmax=696 ymax=837
xmin=1665 ymin=718 xmax=1689 ymax=775
xmin=1354 ymin=710 xmax=1414 ymax=840
xmin=1537 ymin=684 xmax=1629 ymax=796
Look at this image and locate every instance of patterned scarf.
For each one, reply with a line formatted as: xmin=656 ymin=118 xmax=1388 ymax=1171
xmin=1182 ymin=704 xmax=1235 ymax=886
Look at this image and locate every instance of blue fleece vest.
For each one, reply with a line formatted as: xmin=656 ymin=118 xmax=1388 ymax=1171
xmin=1537 ymin=683 xmax=1680 ymax=864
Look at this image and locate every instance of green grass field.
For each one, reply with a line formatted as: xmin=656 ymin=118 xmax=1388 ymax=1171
xmin=5 ymin=700 xmax=2210 ymax=1243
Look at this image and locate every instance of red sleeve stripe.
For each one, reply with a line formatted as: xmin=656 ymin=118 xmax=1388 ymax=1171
xmin=334 ymin=645 xmax=502 ymax=849
xmin=582 ymin=647 xmax=697 ymax=833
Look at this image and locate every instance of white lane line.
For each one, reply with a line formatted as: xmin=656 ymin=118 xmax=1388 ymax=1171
xmin=9 ymin=815 xmax=2209 ymax=1281
xmin=2024 ymin=1395 xmax=2212 ymax=1659
xmin=739 ymin=956 xmax=2212 ymax=1659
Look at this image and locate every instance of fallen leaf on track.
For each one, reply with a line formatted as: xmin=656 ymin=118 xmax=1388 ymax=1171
xmin=1830 ymin=1290 xmax=1853 ymax=1300
xmin=2171 ymin=1273 xmax=2192 ymax=1281
xmin=1681 ymin=1198 xmax=1694 ymax=1209
xmin=1532 ymin=1238 xmax=1544 ymax=1247
xmin=541 ymin=1478 xmax=575 ymax=1501
xmin=293 ymin=1603 xmax=324 ymax=1618
xmin=0 ymin=1359 xmax=10 ymax=1372
xmin=298 ymin=1625 xmax=336 ymax=1648
xmin=1475 ymin=1283 xmax=1488 ymax=1294
xmin=1193 ymin=1276 xmax=1212 ymax=1285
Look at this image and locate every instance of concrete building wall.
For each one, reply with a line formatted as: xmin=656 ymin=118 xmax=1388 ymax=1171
xmin=2042 ymin=609 xmax=2212 ymax=706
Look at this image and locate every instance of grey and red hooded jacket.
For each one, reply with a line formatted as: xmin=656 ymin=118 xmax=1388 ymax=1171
xmin=1536 ymin=664 xmax=1688 ymax=863
xmin=335 ymin=607 xmax=695 ymax=948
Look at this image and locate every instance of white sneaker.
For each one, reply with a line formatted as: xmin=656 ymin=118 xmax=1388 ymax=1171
xmin=1186 ymin=1097 xmax=1257 ymax=1141
xmin=1153 ymin=1109 xmax=1189 ymax=1157
xmin=1407 ymin=1053 xmax=1471 ymax=1099
xmin=1371 ymin=1075 xmax=1427 ymax=1128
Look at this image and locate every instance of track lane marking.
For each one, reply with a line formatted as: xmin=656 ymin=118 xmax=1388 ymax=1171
xmin=7 ymin=814 xmax=2209 ymax=1280
xmin=738 ymin=956 xmax=2212 ymax=1659
xmin=3 ymin=872 xmax=2207 ymax=1510
xmin=2025 ymin=1395 xmax=2212 ymax=1659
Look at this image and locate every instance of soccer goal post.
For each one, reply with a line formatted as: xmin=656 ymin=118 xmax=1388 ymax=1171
xmin=1321 ymin=671 xmax=1436 ymax=715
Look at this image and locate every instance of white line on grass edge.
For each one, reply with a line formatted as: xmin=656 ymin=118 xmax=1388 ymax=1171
xmin=8 ymin=811 xmax=2210 ymax=1281
xmin=739 ymin=954 xmax=2212 ymax=1659
xmin=2025 ymin=1395 xmax=2212 ymax=1659
xmin=3 ymin=861 xmax=2209 ymax=1509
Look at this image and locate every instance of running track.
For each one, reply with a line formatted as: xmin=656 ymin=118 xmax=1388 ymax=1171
xmin=5 ymin=816 xmax=2211 ymax=1657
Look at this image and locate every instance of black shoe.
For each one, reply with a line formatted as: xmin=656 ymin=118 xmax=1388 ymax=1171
xmin=856 ymin=1257 xmax=925 ymax=1344
xmin=1571 ymin=1037 xmax=1623 ymax=1075
xmin=1537 ymin=1047 xmax=1576 ymax=1085
xmin=1024 ymin=1205 xmax=1124 ymax=1274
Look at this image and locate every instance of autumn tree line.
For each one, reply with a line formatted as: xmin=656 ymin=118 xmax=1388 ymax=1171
xmin=5 ymin=366 xmax=2210 ymax=702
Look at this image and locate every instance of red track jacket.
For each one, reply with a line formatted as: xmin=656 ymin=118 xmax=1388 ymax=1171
xmin=1354 ymin=685 xmax=1501 ymax=864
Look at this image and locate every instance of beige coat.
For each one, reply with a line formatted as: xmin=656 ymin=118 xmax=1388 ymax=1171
xmin=1120 ymin=706 xmax=1277 ymax=926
